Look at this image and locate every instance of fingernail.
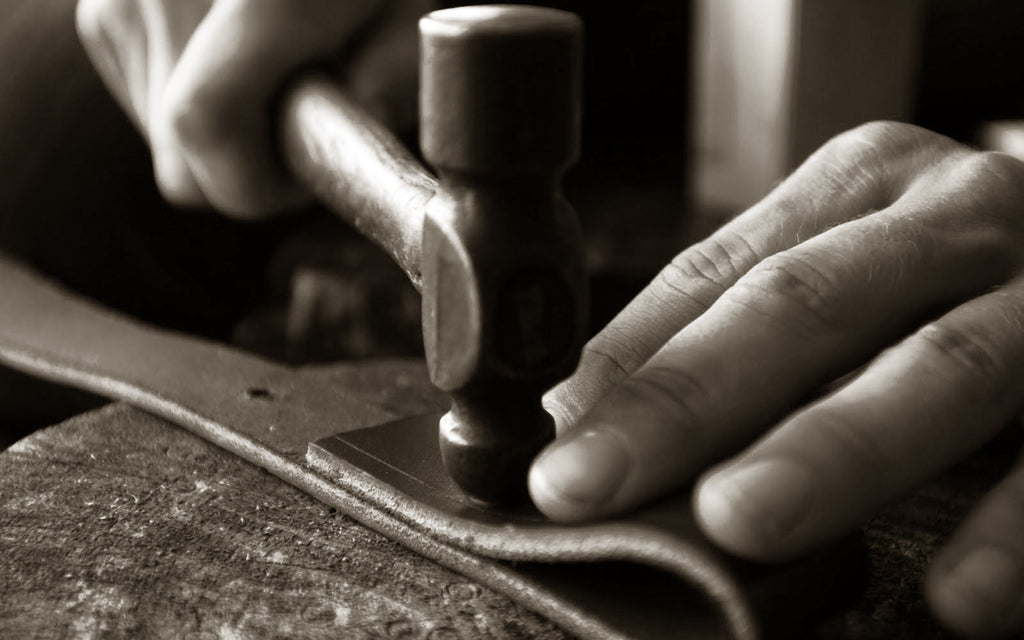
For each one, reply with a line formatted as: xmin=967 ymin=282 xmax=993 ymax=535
xmin=942 ymin=547 xmax=1024 ymax=625
xmin=698 ymin=459 xmax=816 ymax=547
xmin=532 ymin=430 xmax=628 ymax=507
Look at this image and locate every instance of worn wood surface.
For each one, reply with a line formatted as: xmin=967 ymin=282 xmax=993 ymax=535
xmin=0 ymin=403 xmax=566 ymax=640
xmin=2 ymin=399 xmax=1021 ymax=639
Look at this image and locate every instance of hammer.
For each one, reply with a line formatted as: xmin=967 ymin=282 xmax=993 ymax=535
xmin=279 ymin=5 xmax=587 ymax=504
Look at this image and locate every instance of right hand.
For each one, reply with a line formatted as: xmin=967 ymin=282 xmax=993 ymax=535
xmin=76 ymin=0 xmax=432 ymax=219
xmin=533 ymin=121 xmax=1024 ymax=638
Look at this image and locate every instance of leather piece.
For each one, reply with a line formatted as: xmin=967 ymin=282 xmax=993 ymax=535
xmin=311 ymin=416 xmax=866 ymax=639
xmin=0 ymin=256 xmax=866 ymax=639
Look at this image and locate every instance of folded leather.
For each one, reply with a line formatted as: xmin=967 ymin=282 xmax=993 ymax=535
xmin=0 ymin=256 xmax=866 ymax=639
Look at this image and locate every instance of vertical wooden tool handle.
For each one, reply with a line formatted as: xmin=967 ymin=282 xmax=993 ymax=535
xmin=278 ymin=73 xmax=437 ymax=291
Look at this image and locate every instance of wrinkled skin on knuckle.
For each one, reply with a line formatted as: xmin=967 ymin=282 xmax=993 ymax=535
xmin=647 ymin=232 xmax=766 ymax=331
xmin=885 ymin=149 xmax=1024 ymax=289
xmin=584 ymin=328 xmax=651 ymax=380
xmin=664 ymin=231 xmax=761 ymax=295
xmin=959 ymin=149 xmax=1024 ymax=195
xmin=650 ymin=253 xmax=724 ymax=317
xmin=672 ymin=234 xmax=752 ymax=289
xmin=661 ymin=247 xmax=724 ymax=297
xmin=912 ymin=321 xmax=1012 ymax=404
xmin=725 ymin=251 xmax=845 ymax=336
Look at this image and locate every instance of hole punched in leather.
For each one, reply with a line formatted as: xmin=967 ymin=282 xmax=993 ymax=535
xmin=244 ymin=387 xmax=273 ymax=400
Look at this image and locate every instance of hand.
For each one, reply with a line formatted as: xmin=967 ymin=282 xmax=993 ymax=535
xmin=531 ymin=121 xmax=1024 ymax=639
xmin=76 ymin=0 xmax=431 ymax=218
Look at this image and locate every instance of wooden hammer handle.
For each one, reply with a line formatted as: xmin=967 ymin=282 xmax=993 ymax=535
xmin=278 ymin=72 xmax=437 ymax=291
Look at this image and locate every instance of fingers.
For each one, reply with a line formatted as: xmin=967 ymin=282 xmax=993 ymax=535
xmin=531 ymin=137 xmax=1024 ymax=522
xmin=342 ymin=0 xmax=433 ymax=132
xmin=693 ymin=276 xmax=1024 ymax=563
xmin=77 ymin=0 xmax=214 ymax=205
xmin=927 ymin=459 xmax=1024 ymax=639
xmin=75 ymin=0 xmax=161 ymax=134
xmin=140 ymin=0 xmax=214 ymax=207
xmin=78 ymin=0 xmax=399 ymax=217
xmin=159 ymin=0 xmax=383 ymax=217
xmin=543 ymin=122 xmax=950 ymax=433
xmin=543 ymin=229 xmax=764 ymax=434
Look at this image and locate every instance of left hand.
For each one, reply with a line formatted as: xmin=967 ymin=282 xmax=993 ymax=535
xmin=529 ymin=121 xmax=1024 ymax=639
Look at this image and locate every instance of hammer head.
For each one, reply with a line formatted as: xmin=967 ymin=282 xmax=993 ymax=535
xmin=422 ymin=183 xmax=587 ymax=504
xmin=418 ymin=6 xmax=587 ymax=504
xmin=419 ymin=5 xmax=582 ymax=174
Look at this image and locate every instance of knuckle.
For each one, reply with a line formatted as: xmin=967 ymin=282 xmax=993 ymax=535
xmin=728 ymin=252 xmax=843 ymax=334
xmin=626 ymin=364 xmax=711 ymax=428
xmin=952 ymin=151 xmax=1024 ymax=221
xmin=583 ymin=328 xmax=651 ymax=380
xmin=809 ymin=408 xmax=893 ymax=483
xmin=650 ymin=232 xmax=764 ymax=322
xmin=912 ymin=150 xmax=1024 ymax=275
xmin=661 ymin=231 xmax=762 ymax=305
xmin=913 ymin=321 xmax=1009 ymax=401
xmin=812 ymin=121 xmax=957 ymax=199
xmin=826 ymin=121 xmax=947 ymax=160
xmin=165 ymin=84 xmax=233 ymax=152
xmin=819 ymin=121 xmax=904 ymax=168
xmin=156 ymin=183 xmax=206 ymax=210
xmin=76 ymin=0 xmax=128 ymax=41
xmin=654 ymin=252 xmax=725 ymax=315
xmin=961 ymin=150 xmax=1024 ymax=189
xmin=151 ymin=156 xmax=205 ymax=209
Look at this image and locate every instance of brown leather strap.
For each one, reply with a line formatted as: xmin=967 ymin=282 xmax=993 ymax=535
xmin=0 ymin=255 xmax=866 ymax=639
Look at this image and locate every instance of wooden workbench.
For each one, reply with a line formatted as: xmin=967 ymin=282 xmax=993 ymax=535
xmin=0 ymin=403 xmax=567 ymax=639
xmin=2 ymin=396 xmax=1019 ymax=638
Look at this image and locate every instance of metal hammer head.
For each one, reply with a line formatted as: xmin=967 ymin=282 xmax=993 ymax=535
xmin=418 ymin=6 xmax=587 ymax=505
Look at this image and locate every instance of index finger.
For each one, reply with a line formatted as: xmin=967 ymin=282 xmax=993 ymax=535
xmin=544 ymin=122 xmax=938 ymax=433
